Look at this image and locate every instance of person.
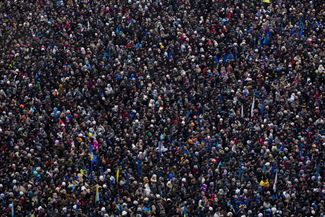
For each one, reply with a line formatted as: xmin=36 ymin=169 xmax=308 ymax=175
xmin=0 ymin=0 xmax=324 ymax=216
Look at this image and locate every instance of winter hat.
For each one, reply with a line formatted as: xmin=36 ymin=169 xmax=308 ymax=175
xmin=151 ymin=174 xmax=157 ymax=183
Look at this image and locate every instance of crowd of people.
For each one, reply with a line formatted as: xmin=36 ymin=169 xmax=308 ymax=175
xmin=0 ymin=0 xmax=324 ymax=216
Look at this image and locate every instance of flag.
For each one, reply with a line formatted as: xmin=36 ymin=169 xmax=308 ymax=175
xmin=91 ymin=154 xmax=97 ymax=164
xmin=273 ymin=172 xmax=278 ymax=192
xmin=262 ymin=0 xmax=270 ymax=3
xmin=290 ymin=23 xmax=295 ymax=37
xmin=217 ymin=161 xmax=222 ymax=168
xmin=89 ymin=142 xmax=98 ymax=163
xmin=115 ymin=26 xmax=120 ymax=36
xmin=214 ymin=55 xmax=220 ymax=65
xmin=216 ymin=141 xmax=220 ymax=150
xmin=167 ymin=172 xmax=174 ymax=181
xmin=280 ymin=143 xmax=284 ymax=152
xmin=89 ymin=143 xmax=98 ymax=181
xmin=89 ymin=142 xmax=93 ymax=153
xmin=251 ymin=96 xmax=255 ymax=118
xmin=227 ymin=201 xmax=236 ymax=213
xmin=135 ymin=42 xmax=141 ymax=49
xmin=11 ymin=202 xmax=14 ymax=217
xmin=182 ymin=206 xmax=187 ymax=217
xmin=298 ymin=17 xmax=304 ymax=38
xmin=116 ymin=166 xmax=120 ymax=184
xmin=262 ymin=30 xmax=270 ymax=45
xmin=262 ymin=164 xmax=266 ymax=173
xmin=226 ymin=53 xmax=235 ymax=63
xmin=143 ymin=206 xmax=151 ymax=214
xmin=272 ymin=193 xmax=277 ymax=201
xmin=103 ymin=48 xmax=111 ymax=62
xmin=95 ymin=184 xmax=100 ymax=203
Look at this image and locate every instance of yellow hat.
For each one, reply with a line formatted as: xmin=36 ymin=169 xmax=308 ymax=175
xmin=159 ymin=43 xmax=164 ymax=49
